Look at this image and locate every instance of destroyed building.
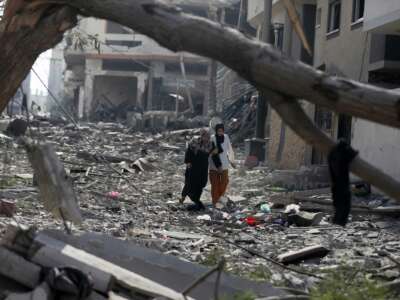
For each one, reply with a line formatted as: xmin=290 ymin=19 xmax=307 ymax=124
xmin=62 ymin=1 xmax=247 ymax=127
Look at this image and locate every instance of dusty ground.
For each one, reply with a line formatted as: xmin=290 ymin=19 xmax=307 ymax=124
xmin=1 ymin=121 xmax=400 ymax=293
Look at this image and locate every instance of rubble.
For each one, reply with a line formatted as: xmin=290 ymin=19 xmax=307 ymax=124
xmin=277 ymin=245 xmax=330 ymax=265
xmin=0 ymin=119 xmax=399 ymax=298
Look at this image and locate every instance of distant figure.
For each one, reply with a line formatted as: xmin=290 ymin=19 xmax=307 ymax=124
xmin=6 ymin=119 xmax=28 ymax=137
xmin=181 ymin=129 xmax=216 ymax=211
xmin=209 ymin=123 xmax=235 ymax=207
xmin=21 ymin=93 xmax=28 ymax=115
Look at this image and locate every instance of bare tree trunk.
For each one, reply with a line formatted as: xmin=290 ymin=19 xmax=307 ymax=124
xmin=0 ymin=6 xmax=76 ymax=111
xmin=266 ymin=92 xmax=400 ymax=201
xmin=2 ymin=0 xmax=400 ymax=128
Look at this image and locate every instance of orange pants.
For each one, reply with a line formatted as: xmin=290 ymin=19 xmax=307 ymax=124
xmin=209 ymin=170 xmax=229 ymax=205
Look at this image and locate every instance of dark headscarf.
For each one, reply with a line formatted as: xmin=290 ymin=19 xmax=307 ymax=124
xmin=215 ymin=123 xmax=225 ymax=154
xmin=189 ymin=128 xmax=211 ymax=154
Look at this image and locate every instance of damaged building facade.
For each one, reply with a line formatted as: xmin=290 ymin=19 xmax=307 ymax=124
xmin=247 ymin=0 xmax=316 ymax=169
xmin=63 ymin=17 xmax=210 ymax=124
xmin=61 ymin=1 xmax=248 ymax=129
xmin=247 ymin=0 xmax=400 ymax=182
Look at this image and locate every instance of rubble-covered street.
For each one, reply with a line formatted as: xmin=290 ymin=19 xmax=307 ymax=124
xmin=1 ymin=120 xmax=400 ymax=298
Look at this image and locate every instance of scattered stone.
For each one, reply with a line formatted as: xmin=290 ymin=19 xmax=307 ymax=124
xmin=288 ymin=212 xmax=324 ymax=227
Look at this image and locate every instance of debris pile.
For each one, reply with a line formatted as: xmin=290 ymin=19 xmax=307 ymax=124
xmin=0 ymin=119 xmax=399 ymax=298
xmin=222 ymin=93 xmax=257 ymax=144
xmin=0 ymin=226 xmax=288 ymax=299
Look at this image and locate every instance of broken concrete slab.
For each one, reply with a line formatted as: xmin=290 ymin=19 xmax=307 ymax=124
xmin=43 ymin=230 xmax=288 ymax=299
xmin=277 ymin=245 xmax=330 ymax=265
xmin=23 ymin=140 xmax=82 ymax=224
xmin=287 ymin=212 xmax=324 ymax=227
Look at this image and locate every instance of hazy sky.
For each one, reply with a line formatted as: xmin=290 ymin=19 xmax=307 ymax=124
xmin=31 ymin=50 xmax=51 ymax=96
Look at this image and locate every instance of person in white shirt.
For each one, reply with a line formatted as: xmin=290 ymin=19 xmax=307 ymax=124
xmin=209 ymin=123 xmax=235 ymax=206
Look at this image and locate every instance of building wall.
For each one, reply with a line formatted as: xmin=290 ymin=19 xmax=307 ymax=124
xmin=314 ymin=0 xmax=400 ymax=182
xmin=314 ymin=0 xmax=369 ymax=82
xmin=268 ymin=108 xmax=308 ymax=169
xmin=364 ymin=0 xmax=400 ymax=32
xmin=352 ymin=119 xmax=400 ymax=183
xmin=266 ymin=1 xmax=315 ymax=169
xmin=48 ymin=42 xmax=66 ymax=108
xmin=70 ymin=18 xmax=199 ymax=60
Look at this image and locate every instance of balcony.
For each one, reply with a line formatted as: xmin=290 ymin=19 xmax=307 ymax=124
xmin=364 ymin=0 xmax=400 ymax=33
xmin=369 ymin=34 xmax=400 ymax=72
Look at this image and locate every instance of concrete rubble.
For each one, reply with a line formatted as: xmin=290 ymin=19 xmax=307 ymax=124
xmin=0 ymin=118 xmax=399 ymax=299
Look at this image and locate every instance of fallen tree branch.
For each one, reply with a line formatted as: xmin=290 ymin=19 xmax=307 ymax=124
xmin=265 ymin=91 xmax=400 ymax=202
xmin=0 ymin=0 xmax=399 ymax=201
xmin=48 ymin=0 xmax=400 ymax=130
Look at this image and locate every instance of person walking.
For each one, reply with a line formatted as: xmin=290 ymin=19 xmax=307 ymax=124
xmin=209 ymin=123 xmax=235 ymax=207
xmin=180 ymin=129 xmax=213 ymax=211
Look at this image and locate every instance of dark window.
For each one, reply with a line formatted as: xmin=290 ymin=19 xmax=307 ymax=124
xmin=315 ymin=106 xmax=333 ymax=131
xmin=352 ymin=0 xmax=365 ymax=22
xmin=301 ymin=4 xmax=317 ymax=65
xmin=327 ymin=0 xmax=341 ymax=33
xmin=106 ymin=21 xmax=131 ymax=34
xmin=338 ymin=114 xmax=352 ymax=144
xmin=102 ymin=59 xmax=149 ymax=72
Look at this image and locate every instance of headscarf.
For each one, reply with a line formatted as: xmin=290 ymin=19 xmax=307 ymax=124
xmin=189 ymin=128 xmax=211 ymax=154
xmin=214 ymin=123 xmax=225 ymax=153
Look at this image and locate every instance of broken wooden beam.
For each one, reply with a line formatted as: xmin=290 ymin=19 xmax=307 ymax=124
xmin=23 ymin=139 xmax=82 ymax=224
xmin=277 ymin=245 xmax=330 ymax=265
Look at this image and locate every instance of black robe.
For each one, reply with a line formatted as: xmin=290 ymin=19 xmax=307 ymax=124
xmin=181 ymin=147 xmax=209 ymax=204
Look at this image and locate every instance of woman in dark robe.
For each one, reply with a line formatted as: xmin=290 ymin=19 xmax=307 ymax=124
xmin=180 ymin=129 xmax=219 ymax=211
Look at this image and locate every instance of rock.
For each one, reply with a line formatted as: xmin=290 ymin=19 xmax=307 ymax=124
xmin=283 ymin=273 xmax=304 ymax=288
xmin=228 ymin=195 xmax=247 ymax=203
xmin=6 ymin=119 xmax=28 ymax=137
xmin=288 ymin=212 xmax=324 ymax=227
xmin=306 ymin=229 xmax=321 ymax=234
xmin=286 ymin=234 xmax=299 ymax=240
xmin=277 ymin=245 xmax=330 ymax=265
xmin=367 ymin=232 xmax=379 ymax=239
xmin=383 ymin=270 xmax=400 ymax=280
xmin=197 ymin=215 xmax=212 ymax=221
xmin=0 ymin=119 xmax=11 ymax=132
xmin=0 ymin=200 xmax=16 ymax=217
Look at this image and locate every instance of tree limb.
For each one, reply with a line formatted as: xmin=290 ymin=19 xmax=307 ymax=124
xmin=265 ymin=91 xmax=400 ymax=202
xmin=2 ymin=0 xmax=400 ymax=129
xmin=0 ymin=0 xmax=399 ymax=201
xmin=0 ymin=5 xmax=77 ymax=111
xmin=53 ymin=0 xmax=400 ymax=130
